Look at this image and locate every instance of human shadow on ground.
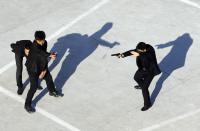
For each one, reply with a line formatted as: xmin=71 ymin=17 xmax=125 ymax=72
xmin=32 ymin=22 xmax=119 ymax=106
xmin=151 ymin=33 xmax=193 ymax=104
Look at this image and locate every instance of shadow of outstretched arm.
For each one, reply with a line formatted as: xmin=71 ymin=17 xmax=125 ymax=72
xmin=155 ymin=42 xmax=173 ymax=49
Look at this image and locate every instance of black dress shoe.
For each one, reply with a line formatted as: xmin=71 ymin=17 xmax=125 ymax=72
xmin=134 ymin=85 xmax=141 ymax=89
xmin=17 ymin=87 xmax=24 ymax=95
xmin=24 ymin=106 xmax=35 ymax=113
xmin=49 ymin=91 xmax=64 ymax=97
xmin=141 ymin=105 xmax=151 ymax=111
xmin=58 ymin=93 xmax=64 ymax=97
xmin=49 ymin=91 xmax=59 ymax=97
xmin=37 ymin=85 xmax=43 ymax=90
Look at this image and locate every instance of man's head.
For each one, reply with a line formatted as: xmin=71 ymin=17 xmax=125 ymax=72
xmin=34 ymin=31 xmax=46 ymax=45
xmin=136 ymin=42 xmax=147 ymax=53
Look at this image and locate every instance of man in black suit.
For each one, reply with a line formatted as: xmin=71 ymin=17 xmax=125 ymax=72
xmin=112 ymin=42 xmax=161 ymax=111
xmin=24 ymin=31 xmax=60 ymax=113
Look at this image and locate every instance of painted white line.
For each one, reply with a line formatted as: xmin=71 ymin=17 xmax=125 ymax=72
xmin=37 ymin=108 xmax=80 ymax=131
xmin=46 ymin=0 xmax=110 ymax=41
xmin=0 ymin=61 xmax=15 ymax=75
xmin=0 ymin=86 xmax=24 ymax=103
xmin=179 ymin=0 xmax=200 ymax=8
xmin=139 ymin=109 xmax=200 ymax=131
xmin=0 ymin=85 xmax=80 ymax=131
xmin=1 ymin=0 xmax=110 ymax=75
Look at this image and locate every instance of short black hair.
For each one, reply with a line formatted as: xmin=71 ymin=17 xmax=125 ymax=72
xmin=136 ymin=42 xmax=146 ymax=50
xmin=34 ymin=31 xmax=46 ymax=40
xmin=24 ymin=43 xmax=31 ymax=50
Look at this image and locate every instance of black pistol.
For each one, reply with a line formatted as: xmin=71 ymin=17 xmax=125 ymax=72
xmin=111 ymin=53 xmax=121 ymax=57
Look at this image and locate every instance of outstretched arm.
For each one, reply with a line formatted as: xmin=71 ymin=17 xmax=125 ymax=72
xmin=121 ymin=50 xmax=135 ymax=57
xmin=111 ymin=49 xmax=139 ymax=58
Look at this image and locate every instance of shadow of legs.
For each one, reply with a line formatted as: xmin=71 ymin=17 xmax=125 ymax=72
xmin=23 ymin=78 xmax=29 ymax=89
xmin=151 ymin=72 xmax=170 ymax=104
xmin=32 ymin=88 xmax=48 ymax=108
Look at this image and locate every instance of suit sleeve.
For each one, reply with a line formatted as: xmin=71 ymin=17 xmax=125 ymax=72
xmin=43 ymin=41 xmax=48 ymax=52
xmin=42 ymin=41 xmax=51 ymax=57
xmin=39 ymin=55 xmax=48 ymax=71
xmin=121 ymin=49 xmax=136 ymax=57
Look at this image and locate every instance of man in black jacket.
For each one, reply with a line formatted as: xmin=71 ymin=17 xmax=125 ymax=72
xmin=112 ymin=42 xmax=161 ymax=111
xmin=10 ymin=40 xmax=36 ymax=95
xmin=24 ymin=31 xmax=60 ymax=113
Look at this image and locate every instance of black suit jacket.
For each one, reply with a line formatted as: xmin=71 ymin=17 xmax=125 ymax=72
xmin=25 ymin=43 xmax=48 ymax=75
xmin=31 ymin=40 xmax=51 ymax=58
xmin=10 ymin=40 xmax=32 ymax=57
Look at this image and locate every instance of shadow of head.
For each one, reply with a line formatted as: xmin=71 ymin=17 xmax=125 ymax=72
xmin=95 ymin=22 xmax=113 ymax=36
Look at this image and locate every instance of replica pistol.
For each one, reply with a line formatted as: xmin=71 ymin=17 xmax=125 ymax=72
xmin=111 ymin=53 xmax=121 ymax=58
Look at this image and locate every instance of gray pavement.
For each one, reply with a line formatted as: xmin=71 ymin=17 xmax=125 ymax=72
xmin=0 ymin=0 xmax=200 ymax=131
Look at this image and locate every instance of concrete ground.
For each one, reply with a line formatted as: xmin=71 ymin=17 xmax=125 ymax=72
xmin=0 ymin=0 xmax=200 ymax=131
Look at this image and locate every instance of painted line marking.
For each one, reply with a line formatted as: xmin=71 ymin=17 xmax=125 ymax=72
xmin=1 ymin=0 xmax=110 ymax=75
xmin=139 ymin=108 xmax=200 ymax=131
xmin=0 ymin=61 xmax=15 ymax=74
xmin=0 ymin=85 xmax=80 ymax=131
xmin=178 ymin=0 xmax=200 ymax=8
xmin=46 ymin=0 xmax=109 ymax=41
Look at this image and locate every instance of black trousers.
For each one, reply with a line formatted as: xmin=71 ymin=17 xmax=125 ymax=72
xmin=15 ymin=54 xmax=23 ymax=88
xmin=134 ymin=69 xmax=154 ymax=107
xmin=25 ymin=70 xmax=56 ymax=107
